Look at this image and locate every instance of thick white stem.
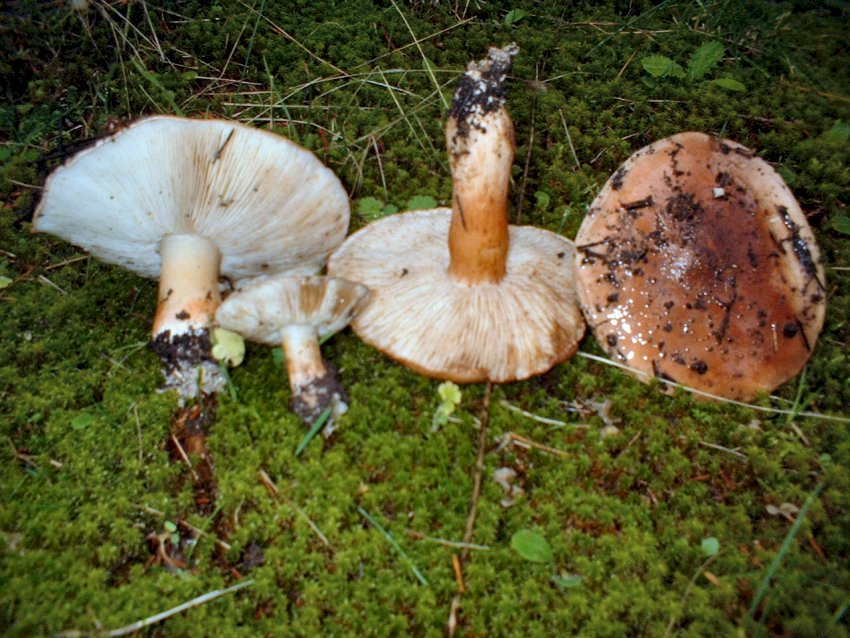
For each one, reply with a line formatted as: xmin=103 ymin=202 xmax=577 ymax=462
xmin=153 ymin=233 xmax=222 ymax=338
xmin=280 ymin=324 xmax=325 ymax=390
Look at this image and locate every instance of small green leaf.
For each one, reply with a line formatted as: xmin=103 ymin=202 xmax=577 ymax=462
xmin=71 ymin=413 xmax=96 ymax=431
xmin=552 ymin=571 xmax=582 ymax=590
xmin=405 ymin=195 xmax=438 ymax=211
xmin=641 ymin=55 xmax=685 ymax=79
xmin=534 ymin=191 xmax=551 ymax=210
xmin=211 ymin=328 xmax=245 ymax=367
xmin=505 ymin=8 xmax=527 ymax=26
xmin=709 ymin=78 xmax=746 ymax=92
xmin=511 ymin=529 xmax=554 ymax=563
xmin=701 ymin=536 xmax=720 ymax=557
xmin=831 ymin=215 xmax=850 ymax=236
xmin=688 ymin=41 xmax=724 ymax=81
xmin=0 ymin=147 xmax=13 ymax=163
xmin=437 ymin=381 xmax=461 ymax=407
xmin=358 ymin=197 xmax=385 ymax=219
xmin=381 ymin=203 xmax=399 ymax=217
xmin=181 ymin=70 xmax=198 ymax=81
xmin=164 ymin=521 xmax=177 ymax=533
xmin=0 ymin=276 xmax=12 ymax=289
xmin=824 ymin=121 xmax=850 ymax=144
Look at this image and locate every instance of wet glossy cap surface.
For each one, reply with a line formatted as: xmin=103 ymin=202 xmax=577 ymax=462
xmin=575 ymin=132 xmax=826 ymax=400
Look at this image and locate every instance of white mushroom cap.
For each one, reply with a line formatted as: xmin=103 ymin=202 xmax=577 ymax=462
xmin=327 ymin=210 xmax=585 ymax=383
xmin=216 ymin=275 xmax=370 ymax=344
xmin=575 ymin=132 xmax=827 ymax=400
xmin=33 ymin=115 xmax=349 ymax=281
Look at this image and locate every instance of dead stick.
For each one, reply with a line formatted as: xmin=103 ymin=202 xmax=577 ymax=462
xmin=448 ymin=382 xmax=493 ymax=636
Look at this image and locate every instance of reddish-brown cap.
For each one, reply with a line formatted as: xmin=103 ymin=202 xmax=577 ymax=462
xmin=575 ymin=132 xmax=826 ymax=400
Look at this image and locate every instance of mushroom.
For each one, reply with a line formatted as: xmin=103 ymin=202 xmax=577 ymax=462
xmin=215 ymin=275 xmax=370 ymax=424
xmin=33 ymin=115 xmax=350 ymax=401
xmin=574 ymin=132 xmax=826 ymax=400
xmin=327 ymin=45 xmax=585 ymax=383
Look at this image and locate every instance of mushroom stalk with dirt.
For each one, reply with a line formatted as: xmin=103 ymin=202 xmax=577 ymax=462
xmin=445 ymin=46 xmax=515 ymax=284
xmin=328 ymin=45 xmax=585 ymax=383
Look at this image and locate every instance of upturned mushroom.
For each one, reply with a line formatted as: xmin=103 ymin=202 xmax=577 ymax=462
xmin=33 ymin=115 xmax=350 ymax=401
xmin=328 ymin=45 xmax=585 ymax=383
xmin=215 ymin=275 xmax=369 ymax=424
xmin=574 ymin=132 xmax=826 ymax=400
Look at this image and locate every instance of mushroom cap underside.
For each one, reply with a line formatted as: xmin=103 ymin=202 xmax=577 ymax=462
xmin=327 ymin=209 xmax=586 ymax=383
xmin=33 ymin=115 xmax=349 ymax=280
xmin=216 ymin=275 xmax=370 ymax=345
xmin=575 ymin=131 xmax=826 ymax=400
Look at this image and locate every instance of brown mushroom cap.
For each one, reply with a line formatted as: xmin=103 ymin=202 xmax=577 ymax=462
xmin=327 ymin=209 xmax=585 ymax=383
xmin=574 ymin=132 xmax=826 ymax=400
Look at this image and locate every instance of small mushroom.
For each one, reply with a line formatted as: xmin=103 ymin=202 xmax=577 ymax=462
xmin=215 ymin=275 xmax=370 ymax=424
xmin=574 ymin=132 xmax=826 ymax=400
xmin=33 ymin=115 xmax=350 ymax=401
xmin=328 ymin=45 xmax=585 ymax=383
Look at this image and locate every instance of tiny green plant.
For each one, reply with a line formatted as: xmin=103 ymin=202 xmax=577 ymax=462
xmin=533 ymin=190 xmax=550 ymax=211
xmin=358 ymin=196 xmax=399 ymax=221
xmin=431 ymin=381 xmax=461 ymax=431
xmin=551 ymin=571 xmax=582 ymax=591
xmin=211 ymin=328 xmax=245 ymax=368
xmin=701 ymin=536 xmax=720 ymax=557
xmin=641 ymin=41 xmax=745 ymax=91
xmin=405 ymin=195 xmax=438 ymax=211
xmin=163 ymin=520 xmax=180 ymax=546
xmin=212 ymin=327 xmax=245 ymax=402
xmin=510 ymin=529 xmax=554 ymax=563
xmin=504 ymin=8 xmax=527 ymax=26
xmin=70 ymin=412 xmax=96 ymax=431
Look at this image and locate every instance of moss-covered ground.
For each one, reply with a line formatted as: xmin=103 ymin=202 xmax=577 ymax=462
xmin=2 ymin=1 xmax=849 ymax=635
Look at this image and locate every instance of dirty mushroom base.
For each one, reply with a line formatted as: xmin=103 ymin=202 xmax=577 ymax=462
xmin=328 ymin=209 xmax=585 ymax=383
xmin=149 ymin=327 xmax=226 ymax=402
xmin=575 ymin=132 xmax=826 ymax=401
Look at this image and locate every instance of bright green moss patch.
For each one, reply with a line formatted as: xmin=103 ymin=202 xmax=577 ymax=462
xmin=2 ymin=1 xmax=849 ymax=636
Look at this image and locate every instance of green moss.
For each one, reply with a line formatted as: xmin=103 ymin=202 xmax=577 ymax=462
xmin=2 ymin=0 xmax=849 ymax=636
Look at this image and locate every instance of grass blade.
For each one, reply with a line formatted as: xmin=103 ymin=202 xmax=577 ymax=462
xmin=746 ymin=482 xmax=825 ymax=622
xmin=358 ymin=506 xmax=429 ymax=585
xmin=294 ymin=407 xmax=332 ymax=457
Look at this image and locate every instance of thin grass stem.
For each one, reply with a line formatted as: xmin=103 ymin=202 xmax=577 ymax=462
xmin=358 ymin=506 xmax=429 ymax=585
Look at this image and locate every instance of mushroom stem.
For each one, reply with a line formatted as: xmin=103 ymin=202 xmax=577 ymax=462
xmin=280 ymin=324 xmax=348 ymax=424
xmin=446 ymin=45 xmax=517 ymax=285
xmin=150 ymin=233 xmax=226 ymax=401
xmin=153 ymin=233 xmax=222 ymax=337
xmin=281 ymin=324 xmax=326 ymax=387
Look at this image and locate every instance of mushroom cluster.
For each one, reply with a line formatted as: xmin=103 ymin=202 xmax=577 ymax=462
xmin=34 ymin=115 xmax=350 ymax=403
xmin=328 ymin=45 xmax=585 ymax=383
xmin=32 ymin=50 xmax=829 ymax=463
xmin=574 ymin=132 xmax=826 ymax=400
